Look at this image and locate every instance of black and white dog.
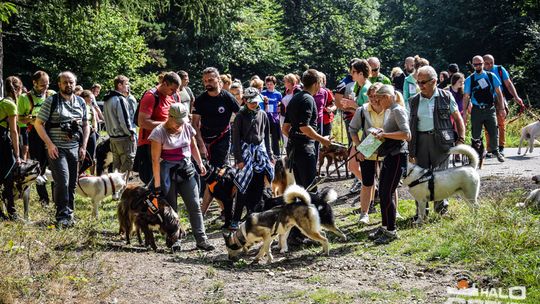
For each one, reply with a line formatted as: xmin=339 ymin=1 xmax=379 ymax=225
xmin=223 ymin=184 xmax=329 ymax=263
xmin=95 ymin=137 xmax=113 ymax=176
xmin=4 ymin=160 xmax=43 ymax=220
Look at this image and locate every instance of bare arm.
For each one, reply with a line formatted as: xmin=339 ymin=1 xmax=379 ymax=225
xmin=8 ymin=115 xmax=20 ymax=160
xmin=376 ymin=130 xmax=411 ymax=141
xmin=191 ymin=114 xmax=207 ymax=158
xmin=282 ymin=122 xmax=291 ymax=138
xmin=462 ymin=94 xmax=471 ymax=125
xmin=299 ymin=125 xmax=330 ymax=147
xmin=138 ymin=111 xmax=162 ymax=131
xmin=79 ymin=119 xmax=90 ymax=160
xmin=503 ymin=79 xmax=524 ymax=106
xmin=150 ymin=140 xmax=162 ymax=188
xmin=190 ymin=136 xmax=206 ymax=176
xmin=34 ymin=118 xmax=58 ymax=159
xmin=452 ymin=110 xmax=466 ymax=144
xmin=494 ymin=87 xmax=506 ymax=119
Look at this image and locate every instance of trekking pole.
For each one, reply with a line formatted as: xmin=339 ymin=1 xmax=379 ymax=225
xmin=306 ymin=147 xmax=360 ymax=192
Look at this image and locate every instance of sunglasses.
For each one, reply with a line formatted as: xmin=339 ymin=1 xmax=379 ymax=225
xmin=417 ymin=78 xmax=434 ymax=85
xmin=372 ymin=68 xmax=379 ymax=72
xmin=472 ymin=63 xmax=483 ymax=66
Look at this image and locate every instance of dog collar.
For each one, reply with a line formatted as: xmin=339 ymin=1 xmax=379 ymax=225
xmin=231 ymin=228 xmax=247 ymax=247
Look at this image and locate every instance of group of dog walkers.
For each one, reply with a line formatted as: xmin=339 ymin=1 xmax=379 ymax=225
xmin=0 ymin=52 xmax=525 ymax=248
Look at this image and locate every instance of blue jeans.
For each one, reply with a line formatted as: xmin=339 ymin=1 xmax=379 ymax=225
xmin=48 ymin=146 xmax=79 ymax=222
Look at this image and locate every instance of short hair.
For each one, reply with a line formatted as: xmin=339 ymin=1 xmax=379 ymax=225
xmin=283 ymin=73 xmax=298 ymax=85
xmin=80 ymin=89 xmax=93 ymax=100
xmin=177 ymin=70 xmax=189 ymax=79
xmin=367 ymin=82 xmax=384 ymax=96
xmin=375 ymin=84 xmax=395 ymax=97
xmin=264 ymin=75 xmax=277 ymax=84
xmin=391 ymin=67 xmax=403 ymax=78
xmin=91 ymin=83 xmax=101 ymax=90
xmin=440 ymin=71 xmax=449 ymax=79
xmin=448 ymin=63 xmax=459 ymax=74
xmin=161 ymin=71 xmax=181 ymax=86
xmin=202 ymin=67 xmax=220 ymax=78
xmin=4 ymin=76 xmax=23 ymax=98
xmin=318 ymin=72 xmax=326 ymax=85
xmin=351 ymin=59 xmax=371 ymax=78
xmin=349 ymin=57 xmax=361 ymax=68
xmin=230 ymin=81 xmax=243 ymax=91
xmin=417 ymin=66 xmax=438 ymax=80
xmin=57 ymin=71 xmax=77 ymax=83
xmin=32 ymin=70 xmax=49 ymax=82
xmin=301 ymin=69 xmax=321 ymax=89
xmin=250 ymin=78 xmax=264 ymax=90
xmin=220 ymin=74 xmax=231 ymax=85
xmin=483 ymin=54 xmax=494 ymax=62
xmin=413 ymin=55 xmax=429 ymax=70
xmin=114 ymin=75 xmax=129 ymax=89
xmin=367 ymin=57 xmax=380 ymax=67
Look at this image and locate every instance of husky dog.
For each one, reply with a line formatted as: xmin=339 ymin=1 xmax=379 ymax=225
xmin=403 ymin=144 xmax=480 ymax=225
xmin=254 ymin=186 xmax=347 ymax=241
xmin=6 ymin=160 xmax=41 ymax=220
xmin=76 ymin=171 xmax=127 ymax=218
xmin=223 ymin=184 xmax=329 ymax=263
xmin=118 ymin=184 xmax=184 ymax=251
xmin=517 ymin=120 xmax=540 ymax=155
xmin=271 ymin=156 xmax=295 ymax=197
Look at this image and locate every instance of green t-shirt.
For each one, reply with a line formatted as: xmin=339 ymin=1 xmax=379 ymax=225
xmin=17 ymin=90 xmax=56 ymax=127
xmin=352 ymin=80 xmax=372 ymax=106
xmin=0 ymin=97 xmax=17 ymax=128
xmin=369 ymin=74 xmax=392 ymax=85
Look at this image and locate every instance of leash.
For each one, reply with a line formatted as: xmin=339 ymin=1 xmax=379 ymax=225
xmin=307 ymin=147 xmax=360 ymax=192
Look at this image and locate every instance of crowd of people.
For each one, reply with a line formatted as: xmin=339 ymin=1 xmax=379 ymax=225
xmin=0 ymin=53 xmax=526 ymax=247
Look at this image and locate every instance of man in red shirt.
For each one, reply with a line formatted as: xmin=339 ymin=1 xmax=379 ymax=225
xmin=134 ymin=72 xmax=181 ymax=184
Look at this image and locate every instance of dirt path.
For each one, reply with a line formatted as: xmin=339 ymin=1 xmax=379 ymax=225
xmin=95 ymin=149 xmax=540 ymax=304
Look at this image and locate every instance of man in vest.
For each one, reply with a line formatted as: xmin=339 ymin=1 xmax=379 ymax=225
xmin=463 ymin=55 xmax=506 ymax=162
xmin=409 ymin=66 xmax=465 ymax=216
xmin=483 ymin=54 xmax=526 ymax=156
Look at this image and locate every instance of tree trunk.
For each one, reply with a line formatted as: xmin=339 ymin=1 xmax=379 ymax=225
xmin=0 ymin=21 xmax=3 ymax=98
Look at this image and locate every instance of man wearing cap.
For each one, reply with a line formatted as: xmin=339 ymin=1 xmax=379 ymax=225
xmin=408 ymin=66 xmax=465 ymax=216
xmin=483 ymin=54 xmax=526 ymax=156
xmin=229 ymin=87 xmax=274 ymax=230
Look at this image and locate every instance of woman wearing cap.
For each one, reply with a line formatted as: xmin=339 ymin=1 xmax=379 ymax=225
xmin=149 ymin=103 xmax=214 ymax=251
xmin=230 ymin=87 xmax=274 ymax=230
xmin=367 ymin=85 xmax=410 ymax=244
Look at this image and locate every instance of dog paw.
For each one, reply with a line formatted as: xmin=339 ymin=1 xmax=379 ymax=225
xmin=515 ymin=202 xmax=526 ymax=208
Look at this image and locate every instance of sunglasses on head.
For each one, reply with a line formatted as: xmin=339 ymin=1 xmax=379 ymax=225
xmin=417 ymin=78 xmax=434 ymax=85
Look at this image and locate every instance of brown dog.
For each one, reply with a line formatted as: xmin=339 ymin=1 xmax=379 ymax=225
xmin=318 ymin=143 xmax=349 ymax=178
xmin=118 ymin=184 xmax=184 ymax=251
xmin=271 ymin=157 xmax=295 ymax=197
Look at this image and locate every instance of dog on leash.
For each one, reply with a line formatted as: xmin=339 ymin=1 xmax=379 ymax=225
xmin=4 ymin=160 xmax=41 ymax=220
xmin=403 ymin=144 xmax=480 ymax=225
xmin=517 ymin=120 xmax=540 ymax=155
xmin=318 ymin=143 xmax=349 ymax=178
xmin=271 ymin=156 xmax=295 ymax=197
xmin=76 ymin=171 xmax=127 ymax=218
xmin=223 ymin=184 xmax=329 ymax=263
xmin=254 ymin=186 xmax=347 ymax=241
xmin=467 ymin=138 xmax=485 ymax=169
xmin=118 ymin=184 xmax=185 ymax=251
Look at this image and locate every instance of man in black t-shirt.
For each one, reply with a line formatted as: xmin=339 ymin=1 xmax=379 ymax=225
xmin=283 ymin=69 xmax=331 ymax=189
xmin=192 ymin=67 xmax=240 ymax=167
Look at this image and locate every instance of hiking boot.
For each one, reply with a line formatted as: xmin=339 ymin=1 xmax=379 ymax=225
xmin=374 ymin=229 xmax=398 ymax=245
xmin=368 ymin=227 xmax=385 ymax=241
xmin=196 ymin=240 xmax=215 ymax=251
xmin=359 ymin=212 xmax=369 ymax=225
xmin=368 ymin=201 xmax=377 ymax=214
xmin=56 ymin=218 xmax=74 ymax=229
xmin=485 ymin=152 xmax=493 ymax=158
xmin=349 ymin=179 xmax=362 ymax=194
xmin=495 ymin=152 xmax=505 ymax=162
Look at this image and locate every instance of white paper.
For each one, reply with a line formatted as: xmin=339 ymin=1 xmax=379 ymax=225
xmin=268 ymin=104 xmax=274 ymax=113
xmin=409 ymin=83 xmax=417 ymax=94
xmin=478 ymin=78 xmax=488 ymax=89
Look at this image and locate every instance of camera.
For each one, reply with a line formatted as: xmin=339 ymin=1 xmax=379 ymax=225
xmin=60 ymin=120 xmax=82 ymax=142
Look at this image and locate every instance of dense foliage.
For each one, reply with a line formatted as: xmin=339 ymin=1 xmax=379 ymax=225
xmin=1 ymin=0 xmax=539 ymax=103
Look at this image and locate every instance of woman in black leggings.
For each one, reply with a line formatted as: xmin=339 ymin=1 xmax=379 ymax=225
xmin=367 ymin=85 xmax=410 ymax=244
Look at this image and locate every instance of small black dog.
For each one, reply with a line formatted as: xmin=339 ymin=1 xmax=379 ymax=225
xmin=469 ymin=138 xmax=485 ymax=169
xmin=202 ymin=162 xmax=237 ymax=227
xmin=254 ymin=187 xmax=347 ymax=241
xmin=118 ymin=185 xmax=184 ymax=251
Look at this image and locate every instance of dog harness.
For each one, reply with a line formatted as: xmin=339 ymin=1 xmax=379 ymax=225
xmin=407 ymin=169 xmax=435 ymax=202
xmin=229 ymin=228 xmax=247 ymax=249
xmin=77 ymin=174 xmax=117 ymax=197
xmin=142 ymin=194 xmax=163 ymax=223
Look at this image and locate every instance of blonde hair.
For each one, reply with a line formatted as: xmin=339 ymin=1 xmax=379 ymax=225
xmin=250 ymin=78 xmax=264 ymax=91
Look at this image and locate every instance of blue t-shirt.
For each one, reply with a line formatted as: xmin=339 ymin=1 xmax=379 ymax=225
xmin=464 ymin=71 xmax=501 ymax=106
xmin=487 ymin=65 xmax=509 ymax=82
xmin=261 ymin=90 xmax=282 ymax=121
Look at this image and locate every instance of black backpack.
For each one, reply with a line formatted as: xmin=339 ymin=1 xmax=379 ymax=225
xmin=495 ymin=66 xmax=514 ymax=100
xmin=470 ymin=72 xmax=495 ymax=105
xmin=133 ymin=88 xmax=179 ymax=126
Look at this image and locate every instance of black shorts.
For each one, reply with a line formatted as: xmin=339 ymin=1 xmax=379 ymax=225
xmin=360 ymin=159 xmax=377 ymax=187
xmin=19 ymin=126 xmax=29 ymax=145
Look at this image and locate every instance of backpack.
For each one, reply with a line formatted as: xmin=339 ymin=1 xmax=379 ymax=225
xmin=133 ymin=88 xmax=179 ymax=126
xmin=495 ymin=66 xmax=514 ymax=100
xmin=470 ymin=72 xmax=495 ymax=105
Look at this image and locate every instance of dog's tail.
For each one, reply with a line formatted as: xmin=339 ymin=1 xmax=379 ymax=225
xmin=284 ymin=184 xmax=311 ymax=205
xmin=319 ymin=187 xmax=338 ymax=203
xmin=449 ymin=144 xmax=479 ymax=169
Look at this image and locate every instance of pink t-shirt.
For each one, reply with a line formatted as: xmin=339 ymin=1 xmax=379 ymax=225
xmin=148 ymin=123 xmax=196 ymax=162
xmin=313 ymin=88 xmax=328 ymax=124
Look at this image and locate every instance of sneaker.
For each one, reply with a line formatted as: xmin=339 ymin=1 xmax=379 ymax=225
xmin=359 ymin=212 xmax=369 ymax=225
xmin=395 ymin=211 xmax=404 ymax=220
xmin=229 ymin=221 xmax=239 ymax=231
xmin=485 ymin=152 xmax=494 ymax=158
xmin=495 ymin=152 xmax=505 ymax=163
xmin=171 ymin=240 xmax=182 ymax=252
xmin=196 ymin=240 xmax=215 ymax=251
xmin=374 ymin=229 xmax=398 ymax=245
xmin=349 ymin=179 xmax=362 ymax=194
xmin=56 ymin=219 xmax=74 ymax=229
xmin=368 ymin=227 xmax=385 ymax=240
xmin=368 ymin=201 xmax=377 ymax=214
xmin=498 ymin=146 xmax=505 ymax=156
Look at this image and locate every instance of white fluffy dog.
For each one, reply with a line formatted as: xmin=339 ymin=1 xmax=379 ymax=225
xmin=516 ymin=189 xmax=540 ymax=209
xmin=403 ymin=144 xmax=480 ymax=224
xmin=517 ymin=120 xmax=540 ymax=155
xmin=76 ymin=172 xmax=127 ymax=218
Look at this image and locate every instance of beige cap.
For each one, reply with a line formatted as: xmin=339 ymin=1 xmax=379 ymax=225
xmin=169 ymin=103 xmax=189 ymax=124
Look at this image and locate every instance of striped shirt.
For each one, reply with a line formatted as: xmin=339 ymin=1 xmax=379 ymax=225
xmin=37 ymin=94 xmax=86 ymax=149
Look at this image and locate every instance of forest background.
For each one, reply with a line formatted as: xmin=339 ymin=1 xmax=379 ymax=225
xmin=0 ymin=0 xmax=539 ymax=105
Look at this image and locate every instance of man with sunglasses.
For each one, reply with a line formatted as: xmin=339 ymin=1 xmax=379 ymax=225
xmin=463 ymin=55 xmax=506 ymax=162
xmin=368 ymin=57 xmax=392 ymax=85
xmin=409 ymin=66 xmax=465 ymax=217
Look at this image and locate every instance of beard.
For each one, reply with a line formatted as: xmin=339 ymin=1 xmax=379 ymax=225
xmin=206 ymin=85 xmax=217 ymax=92
xmin=61 ymin=87 xmax=74 ymax=95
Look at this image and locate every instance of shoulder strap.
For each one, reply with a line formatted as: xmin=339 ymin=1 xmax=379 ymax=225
xmin=27 ymin=93 xmax=35 ymax=114
xmin=150 ymin=87 xmax=160 ymax=110
xmin=487 ymin=72 xmax=494 ymax=92
xmin=48 ymin=94 xmax=60 ymax=123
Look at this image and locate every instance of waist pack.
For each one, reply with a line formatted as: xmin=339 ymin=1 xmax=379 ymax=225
xmin=172 ymin=158 xmax=196 ymax=182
